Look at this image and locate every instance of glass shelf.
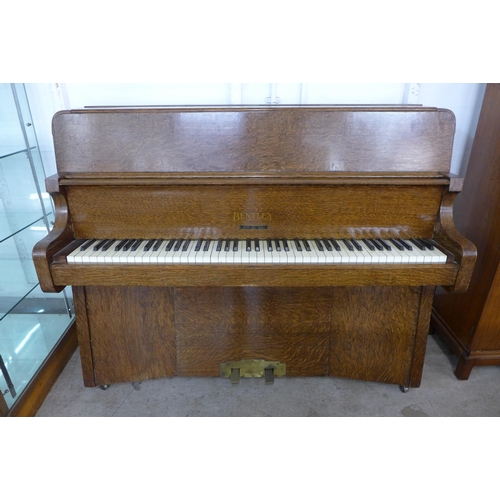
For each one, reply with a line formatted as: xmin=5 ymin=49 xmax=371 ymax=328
xmin=0 ymin=285 xmax=73 ymax=407
xmin=0 ymin=83 xmax=73 ymax=414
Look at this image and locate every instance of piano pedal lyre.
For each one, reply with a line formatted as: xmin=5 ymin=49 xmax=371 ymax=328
xmin=220 ymin=360 xmax=286 ymax=385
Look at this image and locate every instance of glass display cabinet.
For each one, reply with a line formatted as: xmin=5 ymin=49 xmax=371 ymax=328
xmin=0 ymin=83 xmax=75 ymax=416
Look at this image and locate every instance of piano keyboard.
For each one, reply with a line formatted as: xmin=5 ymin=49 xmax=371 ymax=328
xmin=66 ymin=238 xmax=448 ymax=264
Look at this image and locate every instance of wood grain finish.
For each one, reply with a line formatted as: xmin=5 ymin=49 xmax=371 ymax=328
xmin=330 ymin=286 xmax=421 ymax=385
xmin=73 ymin=285 xmax=433 ymax=387
xmin=52 ymin=107 xmax=455 ymax=174
xmin=433 ymin=191 xmax=477 ymax=292
xmin=32 ymin=190 xmax=74 ymax=292
xmin=175 ymin=287 xmax=331 ymax=377
xmin=65 ymin=183 xmax=444 ymax=241
xmin=83 ymin=287 xmax=175 ymax=385
xmin=31 ymin=106 xmax=477 ymax=389
xmin=432 ymin=83 xmax=500 ymax=378
xmin=51 ymin=262 xmax=459 ymax=288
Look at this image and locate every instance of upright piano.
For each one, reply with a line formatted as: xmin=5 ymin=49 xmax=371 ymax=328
xmin=33 ymin=106 xmax=476 ymax=392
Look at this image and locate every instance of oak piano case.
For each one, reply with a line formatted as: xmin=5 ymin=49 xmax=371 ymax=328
xmin=33 ymin=106 xmax=476 ymax=392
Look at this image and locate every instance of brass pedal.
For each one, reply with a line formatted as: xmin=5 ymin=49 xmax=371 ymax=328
xmin=265 ymin=367 xmax=275 ymax=385
xmin=221 ymin=360 xmax=285 ymax=384
xmin=230 ymin=368 xmax=240 ymax=384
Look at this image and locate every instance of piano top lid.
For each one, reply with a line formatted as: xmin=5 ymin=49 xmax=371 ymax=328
xmin=52 ymin=106 xmax=456 ymax=175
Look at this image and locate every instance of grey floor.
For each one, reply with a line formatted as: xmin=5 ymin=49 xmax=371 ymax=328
xmin=36 ymin=333 xmax=500 ymax=417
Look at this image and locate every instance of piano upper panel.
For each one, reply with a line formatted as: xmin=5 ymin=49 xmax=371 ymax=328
xmin=52 ymin=106 xmax=455 ymax=174
xmin=61 ymin=172 xmax=446 ymax=240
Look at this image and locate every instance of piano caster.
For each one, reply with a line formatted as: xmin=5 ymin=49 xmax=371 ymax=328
xmin=99 ymin=384 xmax=110 ymax=390
xmin=399 ymin=385 xmax=409 ymax=393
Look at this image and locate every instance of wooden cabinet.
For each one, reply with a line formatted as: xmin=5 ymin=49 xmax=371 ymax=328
xmin=432 ymin=83 xmax=500 ymax=379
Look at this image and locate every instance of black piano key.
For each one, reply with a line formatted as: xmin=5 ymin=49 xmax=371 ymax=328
xmin=224 ymin=240 xmax=230 ymax=252
xmin=194 ymin=239 xmax=203 ymax=252
xmin=419 ymin=238 xmax=435 ymax=250
xmin=216 ymin=239 xmax=223 ymax=252
xmin=275 ymin=239 xmax=282 ymax=251
xmin=315 ymin=239 xmax=324 ymax=251
xmin=362 ymin=238 xmax=375 ymax=251
xmin=203 ymin=239 xmax=211 ymax=251
xmin=165 ymin=239 xmax=174 ymax=251
xmin=294 ymin=239 xmax=302 ymax=251
xmin=342 ymin=239 xmax=354 ymax=251
xmin=182 ymin=239 xmax=191 ymax=251
xmin=283 ymin=240 xmax=290 ymax=252
xmin=153 ymin=239 xmax=164 ymax=251
xmin=303 ymin=240 xmax=311 ymax=251
xmin=398 ymin=238 xmax=413 ymax=251
xmin=115 ymin=239 xmax=127 ymax=251
xmin=144 ymin=239 xmax=155 ymax=251
xmin=246 ymin=239 xmax=252 ymax=251
xmin=351 ymin=239 xmax=363 ymax=251
xmin=410 ymin=238 xmax=426 ymax=250
xmin=81 ymin=239 xmax=96 ymax=251
xmin=123 ymin=239 xmax=136 ymax=251
xmin=322 ymin=239 xmax=332 ymax=251
xmin=233 ymin=240 xmax=239 ymax=251
xmin=389 ymin=238 xmax=404 ymax=251
xmin=174 ymin=239 xmax=183 ymax=251
xmin=102 ymin=239 xmax=116 ymax=251
xmin=330 ymin=239 xmax=341 ymax=251
xmin=254 ymin=239 xmax=260 ymax=252
xmin=370 ymin=238 xmax=383 ymax=251
xmin=267 ymin=239 xmax=273 ymax=251
xmin=93 ymin=239 xmax=108 ymax=251
xmin=379 ymin=239 xmax=392 ymax=251
xmin=131 ymin=239 xmax=143 ymax=251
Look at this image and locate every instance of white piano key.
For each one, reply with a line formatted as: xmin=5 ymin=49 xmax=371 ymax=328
xmin=377 ymin=240 xmax=400 ymax=263
xmin=290 ymin=240 xmax=303 ymax=264
xmin=360 ymin=240 xmax=384 ymax=264
xmin=337 ymin=240 xmax=357 ymax=263
xmin=427 ymin=244 xmax=448 ymax=263
xmin=211 ymin=240 xmax=224 ymax=264
xmin=139 ymin=240 xmax=156 ymax=264
xmin=353 ymin=241 xmax=371 ymax=263
xmin=322 ymin=240 xmax=342 ymax=263
xmin=66 ymin=241 xmax=88 ymax=263
xmin=225 ymin=240 xmax=235 ymax=264
xmin=300 ymin=240 xmax=315 ymax=264
xmin=248 ymin=240 xmax=258 ymax=264
xmin=198 ymin=240 xmax=213 ymax=264
xmin=97 ymin=243 xmax=117 ymax=263
xmin=311 ymin=240 xmax=327 ymax=264
xmin=157 ymin=240 xmax=175 ymax=263
xmin=133 ymin=240 xmax=151 ymax=263
xmin=83 ymin=240 xmax=106 ymax=263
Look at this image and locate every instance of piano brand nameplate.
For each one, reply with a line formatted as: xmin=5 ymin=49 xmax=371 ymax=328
xmin=240 ymin=225 xmax=268 ymax=230
xmin=233 ymin=212 xmax=272 ymax=221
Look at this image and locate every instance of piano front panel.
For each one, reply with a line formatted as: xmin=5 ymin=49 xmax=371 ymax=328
xmin=330 ymin=286 xmax=423 ymax=385
xmin=74 ymin=284 xmax=431 ymax=387
xmin=175 ymin=287 xmax=332 ymax=377
xmin=66 ymin=184 xmax=444 ymax=240
xmin=81 ymin=286 xmax=176 ymax=386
